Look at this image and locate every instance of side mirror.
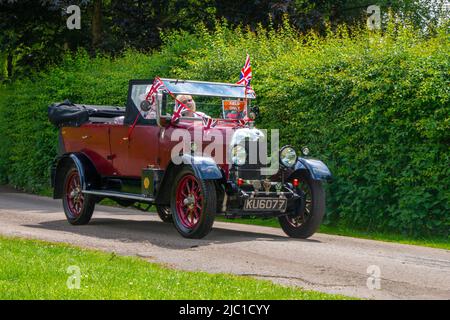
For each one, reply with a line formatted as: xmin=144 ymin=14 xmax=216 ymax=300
xmin=140 ymin=100 xmax=151 ymax=111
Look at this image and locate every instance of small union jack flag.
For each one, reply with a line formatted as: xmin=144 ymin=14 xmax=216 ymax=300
xmin=202 ymin=116 xmax=218 ymax=129
xmin=171 ymin=101 xmax=189 ymax=124
xmin=238 ymin=119 xmax=248 ymax=126
xmin=236 ymin=54 xmax=256 ymax=98
xmin=237 ymin=54 xmax=252 ymax=86
xmin=145 ymin=77 xmax=165 ymax=105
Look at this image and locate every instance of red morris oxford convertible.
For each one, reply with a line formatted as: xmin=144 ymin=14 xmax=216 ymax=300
xmin=49 ymin=78 xmax=331 ymax=239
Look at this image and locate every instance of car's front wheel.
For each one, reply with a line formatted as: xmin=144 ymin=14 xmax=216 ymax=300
xmin=62 ymin=166 xmax=95 ymax=225
xmin=278 ymin=173 xmax=325 ymax=238
xmin=171 ymin=167 xmax=216 ymax=239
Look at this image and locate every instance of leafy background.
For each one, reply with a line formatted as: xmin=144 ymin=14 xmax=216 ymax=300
xmin=0 ymin=18 xmax=448 ymax=237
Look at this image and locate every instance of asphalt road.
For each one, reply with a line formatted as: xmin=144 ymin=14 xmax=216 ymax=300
xmin=0 ymin=186 xmax=449 ymax=300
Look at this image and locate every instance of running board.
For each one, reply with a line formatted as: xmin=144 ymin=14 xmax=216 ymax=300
xmin=83 ymin=190 xmax=154 ymax=202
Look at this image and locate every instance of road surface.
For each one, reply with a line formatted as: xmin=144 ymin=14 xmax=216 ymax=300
xmin=0 ymin=186 xmax=448 ymax=299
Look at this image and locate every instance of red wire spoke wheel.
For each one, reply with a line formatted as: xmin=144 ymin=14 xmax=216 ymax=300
xmin=171 ymin=167 xmax=216 ymax=239
xmin=62 ymin=166 xmax=95 ymax=225
xmin=65 ymin=171 xmax=84 ymax=218
xmin=176 ymin=175 xmax=203 ymax=229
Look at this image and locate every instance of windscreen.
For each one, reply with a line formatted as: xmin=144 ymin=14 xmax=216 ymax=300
xmin=162 ymin=95 xmax=249 ymax=120
xmin=160 ymin=78 xmax=255 ymax=99
xmin=127 ymin=80 xmax=253 ymax=124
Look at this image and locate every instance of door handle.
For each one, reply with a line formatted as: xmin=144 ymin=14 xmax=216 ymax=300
xmin=81 ymin=135 xmax=91 ymax=140
xmin=119 ymin=137 xmax=129 ymax=145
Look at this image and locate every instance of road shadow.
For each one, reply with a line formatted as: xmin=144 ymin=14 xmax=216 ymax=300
xmin=2 ymin=189 xmax=321 ymax=249
xmin=23 ymin=216 xmax=321 ymax=250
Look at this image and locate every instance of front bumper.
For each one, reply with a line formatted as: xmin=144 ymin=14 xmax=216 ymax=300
xmin=223 ymin=179 xmax=301 ymax=217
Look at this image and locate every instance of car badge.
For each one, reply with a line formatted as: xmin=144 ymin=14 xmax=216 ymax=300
xmin=143 ymin=177 xmax=150 ymax=189
xmin=263 ymin=180 xmax=271 ymax=193
xmin=275 ymin=183 xmax=283 ymax=192
xmin=252 ymin=180 xmax=261 ymax=191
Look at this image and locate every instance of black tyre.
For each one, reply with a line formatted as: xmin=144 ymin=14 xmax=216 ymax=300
xmin=170 ymin=167 xmax=216 ymax=239
xmin=156 ymin=205 xmax=173 ymax=223
xmin=278 ymin=173 xmax=325 ymax=238
xmin=62 ymin=166 xmax=95 ymax=225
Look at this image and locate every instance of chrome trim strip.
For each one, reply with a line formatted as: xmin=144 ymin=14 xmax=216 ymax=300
xmin=83 ymin=190 xmax=154 ymax=202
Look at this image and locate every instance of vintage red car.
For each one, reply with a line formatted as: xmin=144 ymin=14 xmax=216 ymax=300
xmin=49 ymin=78 xmax=331 ymax=239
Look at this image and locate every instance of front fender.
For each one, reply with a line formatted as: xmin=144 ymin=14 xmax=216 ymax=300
xmin=294 ymin=157 xmax=332 ymax=181
xmin=154 ymin=155 xmax=223 ymax=205
xmin=181 ymin=154 xmax=223 ymax=180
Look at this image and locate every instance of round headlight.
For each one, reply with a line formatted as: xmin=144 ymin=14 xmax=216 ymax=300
xmin=231 ymin=145 xmax=246 ymax=166
xmin=280 ymin=146 xmax=297 ymax=167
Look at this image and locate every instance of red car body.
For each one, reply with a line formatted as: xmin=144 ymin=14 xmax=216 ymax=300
xmin=50 ymin=78 xmax=331 ymax=239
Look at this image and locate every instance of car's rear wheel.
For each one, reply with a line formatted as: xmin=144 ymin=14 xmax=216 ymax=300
xmin=171 ymin=167 xmax=216 ymax=239
xmin=62 ymin=166 xmax=95 ymax=225
xmin=156 ymin=205 xmax=173 ymax=223
xmin=278 ymin=173 xmax=325 ymax=238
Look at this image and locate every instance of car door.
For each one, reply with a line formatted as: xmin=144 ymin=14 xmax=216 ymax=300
xmin=127 ymin=125 xmax=161 ymax=176
xmin=109 ymin=123 xmax=160 ymax=177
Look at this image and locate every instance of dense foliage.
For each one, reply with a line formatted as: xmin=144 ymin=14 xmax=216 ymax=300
xmin=0 ymin=20 xmax=448 ymax=237
xmin=1 ymin=0 xmax=447 ymax=80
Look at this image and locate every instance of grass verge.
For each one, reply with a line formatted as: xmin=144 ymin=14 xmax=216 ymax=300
xmin=0 ymin=236 xmax=351 ymax=300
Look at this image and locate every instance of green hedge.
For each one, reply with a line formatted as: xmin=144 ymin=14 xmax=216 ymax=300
xmin=0 ymin=21 xmax=448 ymax=236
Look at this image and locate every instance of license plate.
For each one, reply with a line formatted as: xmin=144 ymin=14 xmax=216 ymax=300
xmin=244 ymin=198 xmax=287 ymax=212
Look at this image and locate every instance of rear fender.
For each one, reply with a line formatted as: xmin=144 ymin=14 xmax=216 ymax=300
xmin=52 ymin=153 xmax=100 ymax=199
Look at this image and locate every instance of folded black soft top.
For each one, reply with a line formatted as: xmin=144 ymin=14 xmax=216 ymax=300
xmin=48 ymin=100 xmax=125 ymax=127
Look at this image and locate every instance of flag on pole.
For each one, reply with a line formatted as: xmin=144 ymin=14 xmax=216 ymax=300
xmin=145 ymin=77 xmax=165 ymax=105
xmin=236 ymin=54 xmax=252 ymax=86
xmin=236 ymin=53 xmax=255 ymax=99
